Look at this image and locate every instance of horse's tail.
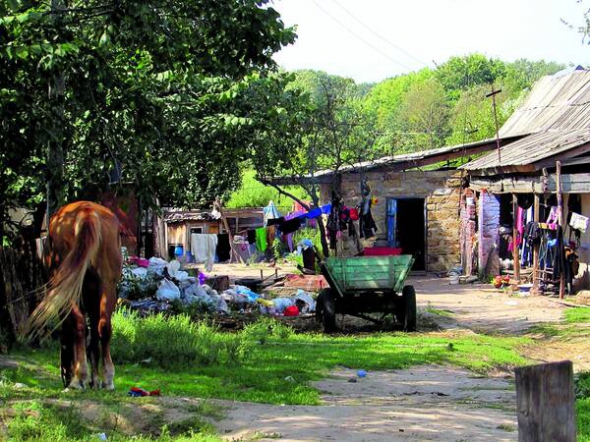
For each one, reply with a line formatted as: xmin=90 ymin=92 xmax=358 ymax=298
xmin=28 ymin=208 xmax=102 ymax=337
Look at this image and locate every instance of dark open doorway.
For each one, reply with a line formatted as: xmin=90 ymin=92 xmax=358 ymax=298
xmin=387 ymin=198 xmax=426 ymax=271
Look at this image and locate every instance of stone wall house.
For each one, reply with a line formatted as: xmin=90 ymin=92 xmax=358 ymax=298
xmin=318 ymin=170 xmax=462 ymax=272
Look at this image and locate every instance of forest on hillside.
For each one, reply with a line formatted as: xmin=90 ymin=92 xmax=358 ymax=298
xmin=292 ymin=55 xmax=564 ymax=156
xmin=227 ymin=55 xmax=565 ymax=209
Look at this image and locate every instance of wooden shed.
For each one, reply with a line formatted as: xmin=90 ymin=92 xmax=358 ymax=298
xmin=461 ymin=69 xmax=590 ymax=292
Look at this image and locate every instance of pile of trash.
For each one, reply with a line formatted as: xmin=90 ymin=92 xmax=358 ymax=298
xmin=119 ymin=257 xmax=316 ymax=317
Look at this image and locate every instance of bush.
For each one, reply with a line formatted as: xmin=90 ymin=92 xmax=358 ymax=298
xmin=111 ymin=309 xmax=256 ymax=368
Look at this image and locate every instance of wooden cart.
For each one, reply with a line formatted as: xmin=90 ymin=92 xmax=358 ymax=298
xmin=316 ymin=254 xmax=416 ymax=332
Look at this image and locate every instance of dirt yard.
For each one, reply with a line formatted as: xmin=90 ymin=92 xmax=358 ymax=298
xmin=218 ymin=365 xmax=517 ymax=442
xmin=211 ymin=274 xmax=572 ymax=442
xmin=4 ymin=267 xmax=583 ymax=442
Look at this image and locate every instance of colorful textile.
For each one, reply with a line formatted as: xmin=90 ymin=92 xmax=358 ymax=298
xmin=263 ymin=201 xmax=281 ymax=227
xmin=255 ymin=227 xmax=267 ymax=252
xmin=321 ymin=203 xmax=332 ymax=214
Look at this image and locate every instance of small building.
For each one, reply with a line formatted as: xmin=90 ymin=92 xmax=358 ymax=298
xmin=283 ymin=139 xmax=515 ymax=272
xmin=163 ymin=207 xmax=263 ymax=260
xmin=461 ymin=69 xmax=590 ymax=290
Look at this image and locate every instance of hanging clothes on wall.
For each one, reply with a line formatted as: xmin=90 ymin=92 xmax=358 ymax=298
xmin=359 ymin=179 xmax=377 ymax=239
xmin=278 ymin=217 xmax=301 ymax=235
xmin=247 ymin=229 xmax=256 ymax=245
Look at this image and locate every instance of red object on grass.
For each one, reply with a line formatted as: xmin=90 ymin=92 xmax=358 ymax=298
xmin=283 ymin=305 xmax=299 ymax=316
xmin=363 ymin=247 xmax=402 ymax=256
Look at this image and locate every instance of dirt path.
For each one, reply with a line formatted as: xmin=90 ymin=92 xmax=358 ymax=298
xmin=412 ymin=276 xmax=565 ymax=335
xmin=213 ymin=273 xmax=571 ymax=441
xmin=217 ymin=366 xmax=517 ymax=442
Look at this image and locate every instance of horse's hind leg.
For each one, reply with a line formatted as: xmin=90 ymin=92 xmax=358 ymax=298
xmin=60 ymin=315 xmax=75 ymax=388
xmin=84 ymin=271 xmax=102 ymax=389
xmin=68 ymin=304 xmax=89 ymax=389
xmin=99 ymin=284 xmax=117 ymax=390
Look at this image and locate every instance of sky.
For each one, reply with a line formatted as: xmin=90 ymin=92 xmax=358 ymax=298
xmin=271 ymin=0 xmax=590 ymax=84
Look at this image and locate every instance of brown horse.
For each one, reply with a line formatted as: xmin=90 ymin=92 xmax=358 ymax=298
xmin=29 ymin=201 xmax=122 ymax=390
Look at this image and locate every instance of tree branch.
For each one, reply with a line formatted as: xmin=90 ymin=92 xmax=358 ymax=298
xmin=257 ymin=178 xmax=310 ymax=211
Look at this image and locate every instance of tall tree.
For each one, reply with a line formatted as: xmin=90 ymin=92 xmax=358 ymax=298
xmin=255 ymin=71 xmax=378 ymax=256
xmin=0 ymin=0 xmax=296 ymax=242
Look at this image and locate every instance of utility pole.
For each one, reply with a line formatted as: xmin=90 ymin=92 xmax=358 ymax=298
xmin=486 ymin=85 xmax=502 ymax=166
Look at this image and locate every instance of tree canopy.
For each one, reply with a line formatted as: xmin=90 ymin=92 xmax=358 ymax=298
xmin=0 ymin=0 xmax=296 ymax=241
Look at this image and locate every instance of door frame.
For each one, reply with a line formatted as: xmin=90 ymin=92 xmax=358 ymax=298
xmin=386 ymin=197 xmax=428 ymax=272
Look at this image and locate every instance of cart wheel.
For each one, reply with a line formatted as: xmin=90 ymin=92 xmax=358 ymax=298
xmin=402 ymin=285 xmax=417 ymax=332
xmin=316 ymin=288 xmax=337 ymax=333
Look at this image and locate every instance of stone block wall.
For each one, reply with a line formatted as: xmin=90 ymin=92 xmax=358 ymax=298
xmin=320 ymin=170 xmax=462 ymax=272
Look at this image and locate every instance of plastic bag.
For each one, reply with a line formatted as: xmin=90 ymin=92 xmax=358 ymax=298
xmin=156 ymin=279 xmax=181 ymax=301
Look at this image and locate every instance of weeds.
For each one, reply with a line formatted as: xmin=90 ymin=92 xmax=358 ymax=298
xmin=111 ymin=309 xmax=254 ymax=368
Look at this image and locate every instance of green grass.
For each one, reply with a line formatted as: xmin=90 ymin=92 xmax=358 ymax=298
xmin=529 ymin=306 xmax=590 ymax=441
xmin=566 ymin=307 xmax=590 ymax=324
xmin=1 ymin=314 xmax=531 ymax=441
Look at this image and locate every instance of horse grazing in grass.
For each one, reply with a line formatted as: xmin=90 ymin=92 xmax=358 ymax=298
xmin=29 ymin=201 xmax=122 ymax=390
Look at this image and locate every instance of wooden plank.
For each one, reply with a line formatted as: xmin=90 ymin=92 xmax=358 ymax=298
xmin=515 ymin=361 xmax=576 ymax=442
xmin=532 ymin=194 xmax=540 ymax=295
xmin=557 ymin=161 xmax=565 ymax=299
xmin=470 ymin=173 xmax=590 ymax=194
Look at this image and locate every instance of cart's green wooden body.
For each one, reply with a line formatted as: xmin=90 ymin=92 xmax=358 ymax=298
xmin=317 ymin=255 xmax=417 ymax=332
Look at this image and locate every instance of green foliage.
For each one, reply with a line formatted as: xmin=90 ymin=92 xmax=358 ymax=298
xmin=110 ymin=309 xmax=253 ymax=368
xmin=8 ymin=328 xmax=529 ymax=408
xmin=0 ymin=0 xmax=297 ymax=242
xmin=225 ymin=170 xmax=307 ymax=212
xmin=576 ymin=371 xmax=590 ymax=399
xmin=565 ymin=307 xmax=590 ymax=324
xmin=579 ymin=398 xmax=590 ymax=442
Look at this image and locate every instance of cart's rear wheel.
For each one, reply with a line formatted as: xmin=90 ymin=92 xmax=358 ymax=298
xmin=402 ymin=285 xmax=417 ymax=332
xmin=316 ymin=288 xmax=337 ymax=333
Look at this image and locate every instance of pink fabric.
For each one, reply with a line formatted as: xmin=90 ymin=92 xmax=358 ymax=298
xmin=516 ymin=207 xmax=525 ymax=246
xmin=363 ymin=247 xmax=402 ymax=256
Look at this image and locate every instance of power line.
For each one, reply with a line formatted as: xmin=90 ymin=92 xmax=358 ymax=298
xmin=328 ymin=0 xmax=430 ymax=68
xmin=310 ymin=0 xmax=415 ymax=72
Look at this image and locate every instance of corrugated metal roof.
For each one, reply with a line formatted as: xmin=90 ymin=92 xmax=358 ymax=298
xmin=500 ymin=70 xmax=590 ymax=137
xmin=311 ymin=137 xmax=500 ymax=177
xmin=463 ymin=70 xmax=590 ymax=172
xmin=461 ymin=128 xmax=590 ymax=171
xmin=164 ymin=211 xmax=220 ymax=223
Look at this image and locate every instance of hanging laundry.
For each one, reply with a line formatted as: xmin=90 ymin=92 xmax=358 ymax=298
xmin=263 ymin=201 xmax=281 ymax=227
xmin=255 ymin=227 xmax=268 ymax=252
xmin=266 ymin=225 xmax=277 ymax=250
xmin=247 ymin=229 xmax=256 ymax=245
xmin=570 ymin=212 xmax=589 ymax=233
xmin=292 ymin=201 xmax=309 ymax=213
xmin=302 ymin=207 xmax=322 ymax=219
xmin=278 ymin=217 xmax=302 ymax=234
xmin=216 ymin=233 xmax=231 ymax=262
xmin=191 ymin=234 xmax=218 ymax=272
xmin=267 ymin=217 xmax=285 ymax=226
xmin=359 ymin=179 xmax=378 ymax=239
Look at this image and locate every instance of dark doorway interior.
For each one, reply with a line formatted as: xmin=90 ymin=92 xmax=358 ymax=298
xmin=387 ymin=198 xmax=426 ymax=271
